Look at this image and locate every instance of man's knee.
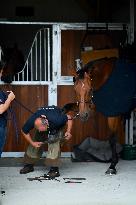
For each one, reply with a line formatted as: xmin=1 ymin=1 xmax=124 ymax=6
xmin=47 ymin=141 xmax=61 ymax=159
xmin=23 ymin=153 xmax=39 ymax=164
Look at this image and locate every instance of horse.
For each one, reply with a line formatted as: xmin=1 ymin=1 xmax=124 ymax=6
xmin=0 ymin=44 xmax=25 ymax=83
xmin=73 ymin=56 xmax=136 ymax=175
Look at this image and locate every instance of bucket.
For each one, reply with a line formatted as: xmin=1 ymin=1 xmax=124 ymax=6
xmin=121 ymin=144 xmax=136 ymax=160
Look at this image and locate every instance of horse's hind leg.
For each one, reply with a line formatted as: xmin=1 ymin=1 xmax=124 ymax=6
xmin=105 ymin=117 xmax=121 ymax=175
xmin=105 ymin=134 xmax=118 ymax=175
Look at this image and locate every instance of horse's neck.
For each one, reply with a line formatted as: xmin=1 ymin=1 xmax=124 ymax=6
xmin=92 ymin=59 xmax=115 ymax=90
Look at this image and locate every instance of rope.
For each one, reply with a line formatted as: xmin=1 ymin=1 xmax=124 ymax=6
xmin=7 ymin=99 xmax=35 ymax=145
xmin=8 ymin=106 xmax=19 ymax=144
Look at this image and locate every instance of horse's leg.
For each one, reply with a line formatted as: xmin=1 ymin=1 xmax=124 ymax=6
xmin=105 ymin=117 xmax=121 ymax=175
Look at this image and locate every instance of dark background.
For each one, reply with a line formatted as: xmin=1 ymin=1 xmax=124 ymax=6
xmin=0 ymin=0 xmax=134 ymax=58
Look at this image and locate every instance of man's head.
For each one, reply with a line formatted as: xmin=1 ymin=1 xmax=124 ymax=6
xmin=34 ymin=116 xmax=48 ymax=132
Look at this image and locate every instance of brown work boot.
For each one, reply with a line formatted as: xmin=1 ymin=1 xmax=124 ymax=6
xmin=46 ymin=167 xmax=60 ymax=178
xmin=20 ymin=164 xmax=34 ymax=174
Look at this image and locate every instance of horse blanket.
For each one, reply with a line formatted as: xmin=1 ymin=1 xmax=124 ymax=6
xmin=72 ymin=136 xmax=122 ymax=162
xmin=93 ymin=59 xmax=136 ymax=116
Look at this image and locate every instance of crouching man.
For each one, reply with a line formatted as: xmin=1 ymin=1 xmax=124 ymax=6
xmin=20 ymin=105 xmax=73 ymax=177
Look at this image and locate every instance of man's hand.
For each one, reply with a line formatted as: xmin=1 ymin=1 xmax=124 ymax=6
xmin=7 ymin=91 xmax=15 ymax=101
xmin=31 ymin=141 xmax=43 ymax=148
xmin=65 ymin=131 xmax=72 ymax=141
xmin=0 ymin=91 xmax=15 ymax=114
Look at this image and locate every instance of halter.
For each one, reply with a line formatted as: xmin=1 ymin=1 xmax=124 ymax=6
xmin=76 ymin=78 xmax=94 ymax=107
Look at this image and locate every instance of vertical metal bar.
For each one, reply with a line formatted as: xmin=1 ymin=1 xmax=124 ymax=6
xmin=26 ymin=61 xmax=28 ymax=81
xmin=129 ymin=112 xmax=134 ymax=145
xmin=48 ymin=24 xmax=61 ymax=106
xmin=35 ymin=38 xmax=37 ymax=80
xmin=17 ymin=72 xmax=19 ymax=81
xmin=39 ymin=30 xmax=42 ymax=81
xmin=125 ymin=119 xmax=129 ymax=144
xmin=31 ymin=50 xmax=33 ymax=81
xmin=44 ymin=29 xmax=46 ymax=81
xmin=22 ymin=70 xmax=24 ymax=81
xmin=47 ymin=28 xmax=50 ymax=81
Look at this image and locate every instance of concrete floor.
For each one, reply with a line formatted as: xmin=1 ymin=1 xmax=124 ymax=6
xmin=0 ymin=158 xmax=136 ymax=205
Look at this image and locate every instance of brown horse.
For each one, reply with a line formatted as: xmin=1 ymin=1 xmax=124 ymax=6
xmin=73 ymin=57 xmax=136 ymax=175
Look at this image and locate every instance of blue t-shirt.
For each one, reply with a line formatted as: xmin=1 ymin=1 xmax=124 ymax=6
xmin=0 ymin=91 xmax=8 ymax=127
xmin=22 ymin=105 xmax=68 ymax=134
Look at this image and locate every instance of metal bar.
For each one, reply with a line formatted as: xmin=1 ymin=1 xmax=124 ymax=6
xmin=125 ymin=119 xmax=129 ymax=144
xmin=48 ymin=24 xmax=61 ymax=106
xmin=17 ymin=73 xmax=20 ymax=81
xmin=44 ymin=29 xmax=46 ymax=81
xmin=60 ymin=23 xmax=128 ymax=30
xmin=0 ymin=21 xmax=128 ymax=30
xmin=26 ymin=61 xmax=28 ymax=81
xmin=39 ymin=30 xmax=42 ymax=81
xmin=30 ymin=51 xmax=33 ymax=81
xmin=129 ymin=112 xmax=134 ymax=145
xmin=22 ymin=70 xmax=24 ymax=81
xmin=35 ymin=38 xmax=37 ymax=80
xmin=47 ymin=28 xmax=50 ymax=81
xmin=0 ymin=81 xmax=51 ymax=85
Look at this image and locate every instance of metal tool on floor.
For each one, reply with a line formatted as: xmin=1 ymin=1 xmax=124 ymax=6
xmin=65 ymin=181 xmax=82 ymax=184
xmin=27 ymin=174 xmax=60 ymax=182
xmin=63 ymin=177 xmax=86 ymax=184
xmin=27 ymin=175 xmax=86 ymax=183
xmin=63 ymin=177 xmax=86 ymax=180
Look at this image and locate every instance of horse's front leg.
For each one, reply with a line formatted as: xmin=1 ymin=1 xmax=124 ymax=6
xmin=105 ymin=134 xmax=118 ymax=175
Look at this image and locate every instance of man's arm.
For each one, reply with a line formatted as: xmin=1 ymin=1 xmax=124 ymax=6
xmin=65 ymin=114 xmax=73 ymax=140
xmin=21 ymin=130 xmax=43 ymax=148
xmin=21 ymin=113 xmax=44 ymax=148
xmin=0 ymin=91 xmax=15 ymax=114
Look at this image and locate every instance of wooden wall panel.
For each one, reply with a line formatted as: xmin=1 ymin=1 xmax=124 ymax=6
xmin=1 ymin=85 xmax=48 ymax=152
xmin=61 ymin=30 xmax=121 ymax=76
xmin=61 ymin=30 xmax=85 ymax=76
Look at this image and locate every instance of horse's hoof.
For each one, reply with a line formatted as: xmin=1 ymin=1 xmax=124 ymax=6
xmin=105 ymin=168 xmax=117 ymax=175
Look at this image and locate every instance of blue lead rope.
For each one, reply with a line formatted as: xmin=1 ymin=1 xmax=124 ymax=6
xmin=8 ymin=106 xmax=19 ymax=144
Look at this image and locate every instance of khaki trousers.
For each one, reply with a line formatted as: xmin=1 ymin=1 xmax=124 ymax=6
xmin=24 ymin=129 xmax=64 ymax=167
